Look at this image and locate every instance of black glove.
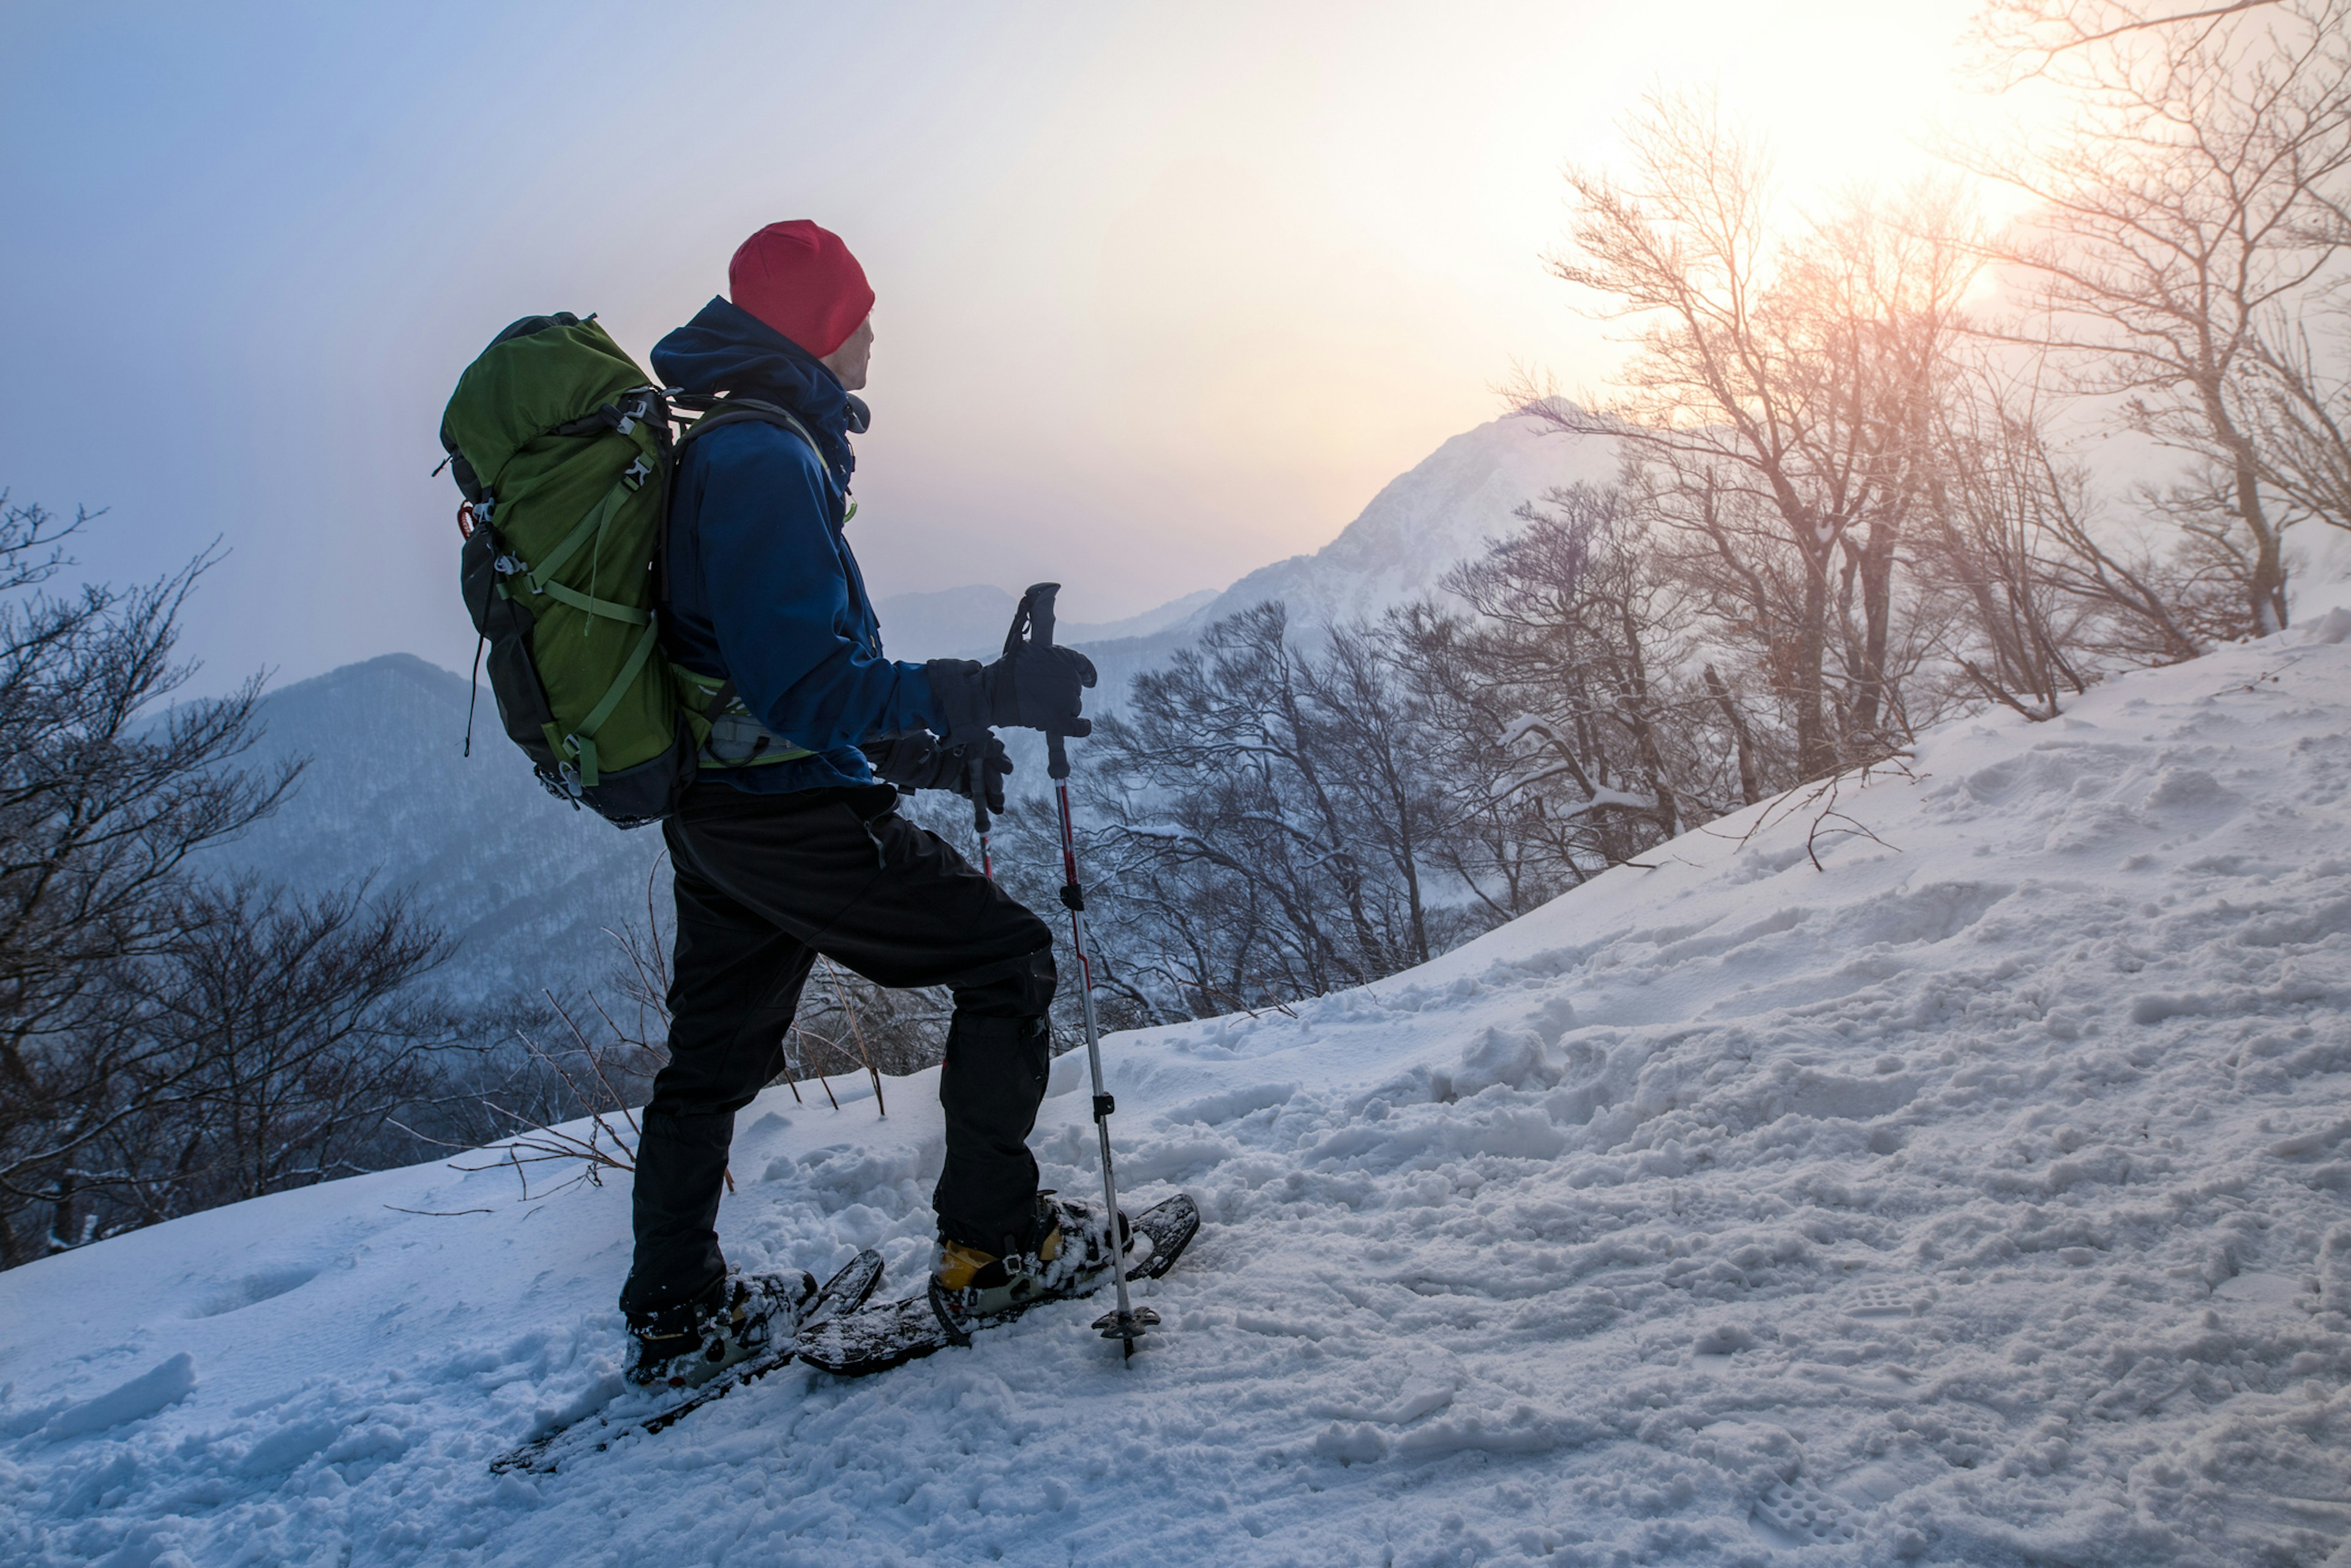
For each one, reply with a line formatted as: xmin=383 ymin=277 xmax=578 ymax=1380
xmin=860 ymin=730 xmax=1010 ymax=813
xmin=924 ymin=640 xmax=1097 ymax=742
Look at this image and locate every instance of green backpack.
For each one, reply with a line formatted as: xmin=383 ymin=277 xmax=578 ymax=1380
xmin=439 ymin=312 xmax=815 ymax=827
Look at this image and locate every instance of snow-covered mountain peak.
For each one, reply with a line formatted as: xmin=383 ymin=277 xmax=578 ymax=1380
xmin=1158 ymin=400 xmax=1620 ymax=640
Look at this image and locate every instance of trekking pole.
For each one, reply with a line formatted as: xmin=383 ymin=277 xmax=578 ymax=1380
xmin=968 ymin=757 xmax=993 ymax=880
xmin=1026 ymin=584 xmax=1155 ymax=1357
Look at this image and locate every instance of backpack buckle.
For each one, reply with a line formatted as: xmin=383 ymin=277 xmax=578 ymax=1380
xmin=621 ymin=456 xmax=652 ymax=490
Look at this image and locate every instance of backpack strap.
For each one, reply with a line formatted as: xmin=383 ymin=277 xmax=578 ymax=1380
xmin=658 ymin=394 xmax=831 ymax=606
xmin=512 ymin=460 xmax=657 ymax=625
xmin=657 ymin=396 xmax=834 ymax=773
xmin=544 ymin=615 xmax=666 ymax=789
xmin=672 ymin=668 xmax=814 ymax=770
xmin=674 ymin=396 xmax=826 ymax=470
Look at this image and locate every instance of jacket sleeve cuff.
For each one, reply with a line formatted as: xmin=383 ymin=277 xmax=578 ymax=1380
xmin=898 ymin=667 xmax=926 ymax=733
xmin=920 ymin=658 xmax=992 ymax=745
xmin=902 ymin=662 xmax=939 ymax=733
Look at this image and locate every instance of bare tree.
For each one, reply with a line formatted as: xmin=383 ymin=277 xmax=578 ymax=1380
xmin=81 ymin=880 xmax=470 ymax=1231
xmin=1079 ymin=603 xmax=1452 ymax=1012
xmin=0 ymin=500 xmax=302 ymax=1264
xmin=1919 ymin=372 xmax=2104 ymax=716
xmin=1406 ymin=484 xmax=1775 ymax=895
xmin=1528 ymin=94 xmax=1979 ymax=775
xmin=0 ymin=495 xmax=523 ymax=1264
xmin=2242 ymin=313 xmax=2351 ymax=531
xmin=1382 ymin=601 xmax=1590 ymax=923
xmin=1444 ymin=486 xmax=1696 ymax=842
xmin=1961 ymin=0 xmax=2351 ymax=633
xmin=1976 ymin=1 xmax=2287 ymax=80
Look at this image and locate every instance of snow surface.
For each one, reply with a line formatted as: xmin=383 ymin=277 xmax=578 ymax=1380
xmin=8 ymin=620 xmax=2351 ymax=1567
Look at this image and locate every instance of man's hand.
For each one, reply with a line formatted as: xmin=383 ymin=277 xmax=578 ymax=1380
xmin=861 ymin=730 xmax=1011 ymax=812
xmin=924 ymin=643 xmax=1097 ymax=742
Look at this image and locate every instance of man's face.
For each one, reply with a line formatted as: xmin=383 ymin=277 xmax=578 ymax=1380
xmin=823 ymin=313 xmax=875 ymax=392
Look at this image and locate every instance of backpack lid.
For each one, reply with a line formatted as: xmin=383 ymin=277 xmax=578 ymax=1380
xmin=440 ymin=315 xmax=651 ymax=494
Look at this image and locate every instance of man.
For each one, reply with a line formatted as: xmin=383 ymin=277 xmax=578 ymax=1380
xmin=620 ymin=219 xmax=1098 ymax=1387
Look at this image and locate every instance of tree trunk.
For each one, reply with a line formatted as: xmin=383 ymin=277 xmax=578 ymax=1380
xmin=2234 ymin=446 xmax=2288 ymax=634
xmin=2202 ymin=378 xmax=2289 ymax=634
xmin=1795 ymin=541 xmax=1834 ymax=777
xmin=1703 ymin=664 xmax=1760 ymax=805
xmin=1858 ymin=515 xmax=1902 ymax=738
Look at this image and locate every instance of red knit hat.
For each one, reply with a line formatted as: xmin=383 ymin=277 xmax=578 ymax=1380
xmin=728 ymin=220 xmax=874 ymax=359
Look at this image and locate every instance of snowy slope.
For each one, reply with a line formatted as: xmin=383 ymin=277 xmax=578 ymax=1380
xmin=7 ymin=621 xmax=2351 ymax=1567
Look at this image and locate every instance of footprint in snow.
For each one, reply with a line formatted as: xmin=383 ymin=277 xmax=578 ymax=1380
xmin=1753 ymin=1476 xmax=1861 ymax=1547
xmin=2212 ymin=1272 xmax=2310 ymax=1316
xmin=1842 ymin=1283 xmax=1925 ymax=1319
xmin=189 ymin=1267 xmax=320 ymax=1318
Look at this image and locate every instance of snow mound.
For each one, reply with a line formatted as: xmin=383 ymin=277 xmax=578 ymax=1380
xmin=6 ymin=627 xmax=2351 ymax=1566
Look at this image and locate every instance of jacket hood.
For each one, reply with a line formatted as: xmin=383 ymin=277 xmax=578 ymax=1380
xmin=651 ymin=296 xmax=863 ymax=485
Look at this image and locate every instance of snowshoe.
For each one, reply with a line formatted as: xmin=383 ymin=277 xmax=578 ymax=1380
xmin=798 ymin=1192 xmax=1199 ymax=1378
xmin=492 ymin=1248 xmax=884 ymax=1476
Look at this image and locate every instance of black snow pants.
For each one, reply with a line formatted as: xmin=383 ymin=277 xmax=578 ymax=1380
xmin=619 ymin=781 xmax=1057 ymax=1323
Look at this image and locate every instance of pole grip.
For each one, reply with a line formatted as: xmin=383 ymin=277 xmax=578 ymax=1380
xmin=1024 ymin=582 xmax=1071 ymax=778
xmin=1024 ymin=582 xmax=1059 ymax=651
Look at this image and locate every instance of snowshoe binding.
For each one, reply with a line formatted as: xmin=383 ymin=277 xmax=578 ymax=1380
xmin=625 ymin=1267 xmax=817 ymax=1390
xmin=927 ymin=1193 xmax=1125 ymax=1326
xmin=800 ymin=1191 xmax=1199 ymax=1378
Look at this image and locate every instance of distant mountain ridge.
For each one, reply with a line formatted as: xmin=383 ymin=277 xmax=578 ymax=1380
xmin=201 ymin=654 xmax=667 ymax=999
xmin=872 ymin=585 xmax=1219 ymax=662
xmin=1158 ymin=402 xmax=1618 ymax=638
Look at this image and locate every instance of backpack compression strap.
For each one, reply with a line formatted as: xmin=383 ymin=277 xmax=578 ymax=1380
xmin=543 ymin=617 xmax=663 ymax=789
xmin=495 ymin=424 xmax=665 ymax=792
xmin=516 ymin=457 xmax=657 ymax=626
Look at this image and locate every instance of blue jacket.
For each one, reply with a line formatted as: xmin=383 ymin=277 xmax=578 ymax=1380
xmin=651 ymin=297 xmax=936 ymax=793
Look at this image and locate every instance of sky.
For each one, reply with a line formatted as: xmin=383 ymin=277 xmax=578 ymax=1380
xmin=1 ymin=0 xmax=2039 ymax=692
